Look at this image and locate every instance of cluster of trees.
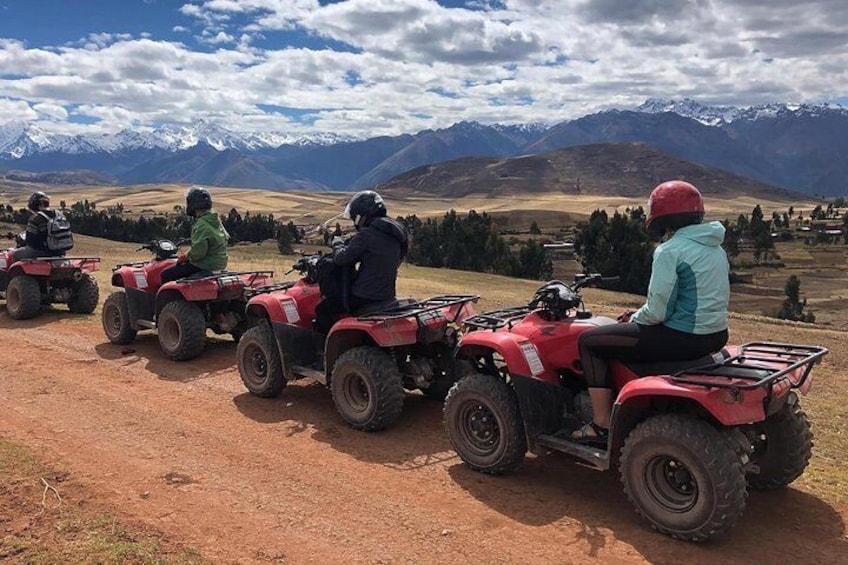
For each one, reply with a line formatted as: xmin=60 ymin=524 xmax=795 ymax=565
xmin=573 ymin=208 xmax=654 ymax=295
xmin=775 ymin=275 xmax=815 ymax=323
xmin=398 ymin=210 xmax=553 ymax=280
xmin=723 ymin=204 xmax=776 ymax=264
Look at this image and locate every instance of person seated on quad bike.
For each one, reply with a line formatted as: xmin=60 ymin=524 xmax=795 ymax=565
xmin=314 ymin=190 xmax=409 ymax=335
xmin=12 ymin=191 xmax=73 ymax=262
xmin=572 ymin=180 xmax=730 ymax=443
xmin=160 ymin=186 xmax=229 ymax=284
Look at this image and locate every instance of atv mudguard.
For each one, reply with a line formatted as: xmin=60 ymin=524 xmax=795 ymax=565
xmin=609 ymin=362 xmax=769 ymax=426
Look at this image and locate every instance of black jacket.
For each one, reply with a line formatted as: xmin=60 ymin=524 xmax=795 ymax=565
xmin=24 ymin=210 xmax=54 ymax=251
xmin=333 ymin=217 xmax=408 ymax=301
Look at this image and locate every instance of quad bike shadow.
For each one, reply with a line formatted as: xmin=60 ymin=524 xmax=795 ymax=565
xmin=448 ymin=457 xmax=846 ymax=563
xmin=0 ymin=307 xmax=79 ymax=329
xmin=233 ymin=386 xmax=456 ymax=470
xmin=94 ymin=333 xmax=238 ymax=383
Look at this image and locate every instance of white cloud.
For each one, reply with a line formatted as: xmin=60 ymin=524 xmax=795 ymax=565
xmin=0 ymin=1 xmax=845 ymax=137
xmin=32 ymin=102 xmax=68 ymax=120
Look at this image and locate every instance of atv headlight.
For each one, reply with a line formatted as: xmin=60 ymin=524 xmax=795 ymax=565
xmin=519 ymin=341 xmax=545 ymax=376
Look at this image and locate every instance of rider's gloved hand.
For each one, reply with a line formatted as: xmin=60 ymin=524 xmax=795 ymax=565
xmin=617 ymin=310 xmax=635 ymax=323
xmin=331 ymin=236 xmax=345 ymax=248
xmin=177 ymin=253 xmax=188 ymax=264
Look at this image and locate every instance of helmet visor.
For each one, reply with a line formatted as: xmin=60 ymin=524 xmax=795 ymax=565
xmin=343 ymin=201 xmax=352 ymax=220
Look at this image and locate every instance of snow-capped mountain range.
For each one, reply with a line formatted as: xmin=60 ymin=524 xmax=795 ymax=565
xmin=0 ymin=119 xmax=356 ymax=160
xmin=1 ymin=99 xmax=846 ymax=196
xmin=633 ymin=98 xmax=848 ymax=126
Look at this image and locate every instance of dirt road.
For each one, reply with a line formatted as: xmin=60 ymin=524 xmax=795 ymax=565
xmin=1 ymin=312 xmax=846 ymax=564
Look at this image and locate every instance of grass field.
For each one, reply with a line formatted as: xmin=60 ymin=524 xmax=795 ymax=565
xmin=0 ymin=181 xmax=820 ymax=226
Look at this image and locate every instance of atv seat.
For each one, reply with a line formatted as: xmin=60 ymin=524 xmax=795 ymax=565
xmin=352 ymin=297 xmax=417 ymax=316
xmin=624 ymin=352 xmax=722 ymax=378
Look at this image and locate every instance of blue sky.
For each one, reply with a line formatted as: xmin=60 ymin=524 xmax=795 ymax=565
xmin=0 ymin=0 xmax=845 ymax=137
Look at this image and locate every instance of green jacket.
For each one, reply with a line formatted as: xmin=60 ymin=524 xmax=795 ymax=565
xmin=631 ymin=222 xmax=730 ymax=334
xmin=187 ymin=211 xmax=229 ymax=271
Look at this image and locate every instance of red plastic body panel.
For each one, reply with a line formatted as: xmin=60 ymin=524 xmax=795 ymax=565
xmin=246 ymin=279 xmax=323 ymax=331
xmin=112 ymin=259 xmax=177 ymax=294
xmin=459 ymin=312 xmax=618 ymax=385
xmin=611 ymin=365 xmax=769 ymax=425
xmin=4 ymin=255 xmax=101 ymax=277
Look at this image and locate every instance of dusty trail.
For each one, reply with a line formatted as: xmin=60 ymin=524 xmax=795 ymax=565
xmin=1 ymin=312 xmax=845 ymax=564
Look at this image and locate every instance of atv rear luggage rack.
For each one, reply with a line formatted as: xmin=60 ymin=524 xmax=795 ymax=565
xmin=670 ymin=342 xmax=828 ymax=391
xmin=356 ymin=294 xmax=479 ymax=322
xmin=31 ymin=256 xmax=100 ymax=263
xmin=463 ymin=306 xmax=535 ymax=330
xmin=179 ymin=270 xmax=274 ymax=286
xmin=245 ymin=281 xmax=297 ymax=298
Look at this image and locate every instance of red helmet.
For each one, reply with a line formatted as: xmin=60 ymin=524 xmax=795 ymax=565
xmin=645 ymin=180 xmax=704 ymax=236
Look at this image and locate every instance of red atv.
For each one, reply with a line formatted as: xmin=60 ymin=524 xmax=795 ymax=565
xmin=101 ymin=238 xmax=273 ymax=361
xmin=444 ymin=274 xmax=828 ymax=541
xmin=237 ymin=253 xmax=478 ymax=431
xmin=0 ymin=239 xmax=100 ymax=320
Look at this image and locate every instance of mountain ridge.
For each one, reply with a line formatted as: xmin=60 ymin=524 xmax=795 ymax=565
xmin=2 ymin=99 xmax=846 ymax=195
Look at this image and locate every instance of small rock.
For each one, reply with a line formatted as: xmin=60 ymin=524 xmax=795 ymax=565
xmin=140 ymin=491 xmax=150 ymax=499
xmin=440 ymin=529 xmax=452 ymax=536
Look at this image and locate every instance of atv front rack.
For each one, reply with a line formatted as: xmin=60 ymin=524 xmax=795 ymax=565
xmin=357 ymin=295 xmax=479 ymax=323
xmin=670 ymin=342 xmax=828 ymax=392
xmin=244 ymin=280 xmax=297 ymax=298
xmin=463 ymin=306 xmax=535 ymax=330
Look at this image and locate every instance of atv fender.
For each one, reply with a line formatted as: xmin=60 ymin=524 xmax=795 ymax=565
xmin=458 ymin=331 xmax=549 ymax=380
xmin=9 ymin=261 xmax=51 ymax=277
xmin=614 ymin=372 xmax=768 ymax=427
xmin=111 ymin=266 xmax=137 ymax=288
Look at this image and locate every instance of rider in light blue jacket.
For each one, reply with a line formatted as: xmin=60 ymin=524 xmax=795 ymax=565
xmin=573 ymin=181 xmax=730 ymax=444
xmin=631 ymin=221 xmax=729 ymax=334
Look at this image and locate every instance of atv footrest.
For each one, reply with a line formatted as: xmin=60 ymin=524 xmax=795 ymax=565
xmin=291 ymin=365 xmax=327 ymax=386
xmin=537 ymin=434 xmax=610 ymax=470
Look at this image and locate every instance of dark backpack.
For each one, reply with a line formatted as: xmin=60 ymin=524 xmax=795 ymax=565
xmin=38 ymin=211 xmax=74 ymax=252
xmin=316 ymin=255 xmax=353 ymax=308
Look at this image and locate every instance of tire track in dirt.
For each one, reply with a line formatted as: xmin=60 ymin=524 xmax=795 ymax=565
xmin=1 ymin=314 xmax=846 ymax=564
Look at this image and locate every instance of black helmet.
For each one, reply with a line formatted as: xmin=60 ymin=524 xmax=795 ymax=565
xmin=185 ymin=186 xmax=212 ymax=216
xmin=343 ymin=190 xmax=386 ymax=229
xmin=27 ymin=191 xmax=50 ymax=212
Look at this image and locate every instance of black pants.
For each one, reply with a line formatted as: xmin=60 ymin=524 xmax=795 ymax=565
xmin=314 ymin=294 xmax=375 ymax=335
xmin=160 ymin=262 xmax=205 ymax=284
xmin=12 ymin=246 xmax=59 ymax=262
xmin=578 ymin=322 xmax=729 ymax=388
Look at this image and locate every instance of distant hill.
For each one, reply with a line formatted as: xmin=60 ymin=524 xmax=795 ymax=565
xmin=0 ymin=168 xmax=116 ymax=186
xmin=375 ymin=142 xmax=796 ymax=199
xmin=121 ymin=143 xmax=328 ymax=191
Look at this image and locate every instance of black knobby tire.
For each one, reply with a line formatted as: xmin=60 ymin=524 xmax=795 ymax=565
xmin=5 ymin=275 xmax=41 ymax=320
xmin=330 ymin=346 xmax=404 ymax=432
xmin=619 ymin=414 xmax=747 ymax=542
xmin=748 ymin=395 xmax=813 ymax=491
xmin=157 ymin=300 xmax=207 ymax=361
xmin=68 ymin=273 xmax=99 ymax=314
xmin=444 ymin=373 xmax=527 ymax=475
xmin=237 ymin=322 xmax=286 ymax=398
xmin=101 ymin=291 xmax=137 ymax=345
